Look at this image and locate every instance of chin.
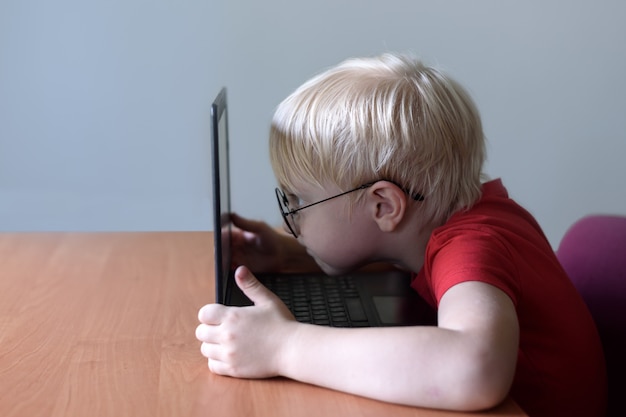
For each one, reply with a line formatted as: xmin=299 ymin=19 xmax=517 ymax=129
xmin=320 ymin=266 xmax=350 ymax=276
xmin=311 ymin=258 xmax=342 ymax=275
xmin=308 ymin=249 xmax=371 ymax=275
xmin=314 ymin=258 xmax=362 ymax=276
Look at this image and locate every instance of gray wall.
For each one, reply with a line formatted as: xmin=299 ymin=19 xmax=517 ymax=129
xmin=1 ymin=0 xmax=223 ymax=230
xmin=2 ymin=1 xmax=625 ymax=248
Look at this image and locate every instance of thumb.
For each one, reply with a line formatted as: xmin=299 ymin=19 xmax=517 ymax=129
xmin=234 ymin=266 xmax=276 ymax=305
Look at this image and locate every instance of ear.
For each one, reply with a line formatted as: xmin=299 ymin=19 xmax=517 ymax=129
xmin=366 ymin=181 xmax=407 ymax=232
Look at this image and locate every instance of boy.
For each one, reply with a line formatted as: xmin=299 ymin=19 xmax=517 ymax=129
xmin=196 ymin=53 xmax=606 ymax=416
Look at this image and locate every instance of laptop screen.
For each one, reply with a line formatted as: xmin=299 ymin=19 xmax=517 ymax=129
xmin=210 ymin=88 xmax=231 ymax=304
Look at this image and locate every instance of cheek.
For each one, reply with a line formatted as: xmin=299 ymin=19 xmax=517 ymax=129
xmin=299 ymin=226 xmax=344 ymax=265
xmin=301 ymin=222 xmax=372 ymax=271
xmin=298 ymin=202 xmax=375 ymax=270
xmin=308 ymin=242 xmax=348 ymax=268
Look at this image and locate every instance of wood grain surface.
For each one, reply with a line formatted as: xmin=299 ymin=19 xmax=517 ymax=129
xmin=0 ymin=233 xmax=527 ymax=417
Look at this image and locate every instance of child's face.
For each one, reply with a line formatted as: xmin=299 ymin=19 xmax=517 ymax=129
xmin=285 ymin=181 xmax=379 ymax=275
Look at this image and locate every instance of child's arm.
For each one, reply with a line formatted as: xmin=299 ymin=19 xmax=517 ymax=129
xmin=197 ymin=267 xmax=519 ymax=412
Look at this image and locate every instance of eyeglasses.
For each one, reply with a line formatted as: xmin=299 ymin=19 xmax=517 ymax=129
xmin=275 ymin=180 xmax=424 ymax=238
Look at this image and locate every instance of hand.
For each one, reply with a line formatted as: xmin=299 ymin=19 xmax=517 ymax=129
xmin=196 ymin=266 xmax=297 ymax=378
xmin=229 ymin=213 xmax=286 ymax=273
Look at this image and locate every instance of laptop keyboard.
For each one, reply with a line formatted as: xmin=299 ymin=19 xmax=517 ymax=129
xmin=262 ymin=275 xmax=370 ymax=327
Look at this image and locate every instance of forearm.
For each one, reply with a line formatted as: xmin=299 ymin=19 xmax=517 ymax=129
xmin=276 ymin=283 xmax=520 ymax=411
xmin=278 ymin=324 xmax=513 ymax=411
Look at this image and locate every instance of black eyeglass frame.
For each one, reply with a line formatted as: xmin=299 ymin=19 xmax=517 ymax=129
xmin=275 ymin=180 xmax=424 ymax=238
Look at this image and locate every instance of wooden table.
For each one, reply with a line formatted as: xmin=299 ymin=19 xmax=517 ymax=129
xmin=0 ymin=233 xmax=528 ymax=417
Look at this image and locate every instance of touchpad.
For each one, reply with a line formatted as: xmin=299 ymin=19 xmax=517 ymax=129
xmin=373 ymin=296 xmax=408 ymax=325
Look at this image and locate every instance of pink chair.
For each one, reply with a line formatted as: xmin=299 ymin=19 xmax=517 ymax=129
xmin=556 ymin=215 xmax=626 ymax=417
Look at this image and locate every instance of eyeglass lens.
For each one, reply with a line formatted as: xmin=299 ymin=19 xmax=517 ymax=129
xmin=275 ymin=188 xmax=298 ymax=237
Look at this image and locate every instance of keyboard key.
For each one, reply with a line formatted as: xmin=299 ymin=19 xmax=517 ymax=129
xmin=263 ymin=275 xmax=370 ymax=327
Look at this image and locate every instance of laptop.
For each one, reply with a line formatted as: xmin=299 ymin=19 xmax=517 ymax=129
xmin=211 ymin=87 xmax=435 ymax=327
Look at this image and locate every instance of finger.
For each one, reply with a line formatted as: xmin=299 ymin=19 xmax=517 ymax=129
xmin=231 ymin=213 xmax=268 ymax=234
xmin=200 ymin=342 xmax=225 ymax=360
xmin=195 ymin=323 xmax=223 ymax=343
xmin=198 ymin=303 xmax=228 ymax=324
xmin=208 ymin=358 xmax=233 ymax=376
xmin=234 ymin=266 xmax=277 ymax=305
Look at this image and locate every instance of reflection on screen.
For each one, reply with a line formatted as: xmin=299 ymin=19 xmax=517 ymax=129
xmin=217 ymin=106 xmax=231 ymax=303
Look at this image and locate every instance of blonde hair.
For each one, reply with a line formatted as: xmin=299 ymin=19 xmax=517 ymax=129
xmin=269 ymin=53 xmax=486 ymax=226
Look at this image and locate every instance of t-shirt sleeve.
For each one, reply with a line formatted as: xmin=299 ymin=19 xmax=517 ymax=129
xmin=427 ymin=229 xmax=521 ymax=307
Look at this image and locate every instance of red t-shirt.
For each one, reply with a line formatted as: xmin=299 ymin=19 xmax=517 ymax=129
xmin=411 ymin=179 xmax=606 ymax=417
